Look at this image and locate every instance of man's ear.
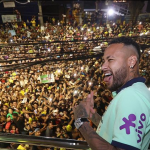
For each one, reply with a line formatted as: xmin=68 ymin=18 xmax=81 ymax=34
xmin=128 ymin=55 xmax=137 ymax=68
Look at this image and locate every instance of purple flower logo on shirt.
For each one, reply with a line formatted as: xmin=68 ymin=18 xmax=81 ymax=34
xmin=120 ymin=114 xmax=136 ymax=134
xmin=119 ymin=113 xmax=146 ymax=143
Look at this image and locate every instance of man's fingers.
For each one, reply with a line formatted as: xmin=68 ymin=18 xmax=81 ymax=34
xmin=90 ymin=91 xmax=94 ymax=106
xmin=90 ymin=107 xmax=96 ymax=114
xmin=91 ymin=91 xmax=94 ymax=97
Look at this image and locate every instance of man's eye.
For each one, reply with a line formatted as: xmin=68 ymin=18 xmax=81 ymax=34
xmin=108 ymin=59 xmax=113 ymax=61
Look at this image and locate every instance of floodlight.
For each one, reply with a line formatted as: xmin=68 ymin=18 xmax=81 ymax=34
xmin=107 ymin=8 xmax=115 ymax=16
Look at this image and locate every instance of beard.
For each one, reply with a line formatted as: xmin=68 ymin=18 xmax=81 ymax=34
xmin=109 ymin=65 xmax=128 ymax=92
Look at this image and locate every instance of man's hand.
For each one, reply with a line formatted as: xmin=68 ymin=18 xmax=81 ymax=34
xmin=73 ymin=91 xmax=95 ymax=120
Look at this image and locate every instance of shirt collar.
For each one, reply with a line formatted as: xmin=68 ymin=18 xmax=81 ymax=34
xmin=116 ymin=77 xmax=146 ymax=94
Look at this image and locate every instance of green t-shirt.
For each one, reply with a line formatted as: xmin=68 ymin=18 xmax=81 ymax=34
xmin=7 ymin=113 xmax=13 ymax=120
xmin=97 ymin=78 xmax=150 ymax=150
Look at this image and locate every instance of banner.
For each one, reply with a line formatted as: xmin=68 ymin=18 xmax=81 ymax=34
xmin=3 ymin=2 xmax=15 ymax=8
xmin=1 ymin=15 xmax=21 ymax=23
xmin=40 ymin=74 xmax=55 ymax=83
xmin=8 ymin=30 xmax=16 ymax=36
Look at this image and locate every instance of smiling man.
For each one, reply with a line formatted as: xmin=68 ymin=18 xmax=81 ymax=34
xmin=73 ymin=37 xmax=150 ymax=150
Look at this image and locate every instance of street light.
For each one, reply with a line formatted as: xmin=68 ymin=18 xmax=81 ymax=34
xmin=107 ymin=8 xmax=115 ymax=16
xmin=106 ymin=8 xmax=115 ymax=23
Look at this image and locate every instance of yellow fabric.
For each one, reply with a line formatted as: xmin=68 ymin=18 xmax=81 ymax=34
xmin=17 ymin=145 xmax=26 ymax=150
xmin=29 ymin=117 xmax=32 ymax=124
xmin=31 ymin=20 xmax=36 ymax=27
xmin=9 ymin=79 xmax=13 ymax=83
xmin=41 ymin=111 xmax=46 ymax=115
xmin=20 ymin=90 xmax=24 ymax=96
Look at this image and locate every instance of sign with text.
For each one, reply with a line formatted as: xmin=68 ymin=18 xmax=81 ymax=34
xmin=3 ymin=2 xmax=15 ymax=8
xmin=40 ymin=74 xmax=55 ymax=83
xmin=1 ymin=15 xmax=21 ymax=23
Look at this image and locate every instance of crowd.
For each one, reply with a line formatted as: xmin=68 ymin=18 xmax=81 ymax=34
xmin=0 ymin=17 xmax=149 ymax=150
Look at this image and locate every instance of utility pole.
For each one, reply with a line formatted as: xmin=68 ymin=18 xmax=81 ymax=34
xmin=38 ymin=0 xmax=44 ymax=26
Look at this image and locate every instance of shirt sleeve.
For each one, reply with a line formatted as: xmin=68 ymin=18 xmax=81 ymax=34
xmin=111 ymin=88 xmax=149 ymax=150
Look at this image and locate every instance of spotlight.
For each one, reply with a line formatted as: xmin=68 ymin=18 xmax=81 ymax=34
xmin=107 ymin=8 xmax=115 ymax=16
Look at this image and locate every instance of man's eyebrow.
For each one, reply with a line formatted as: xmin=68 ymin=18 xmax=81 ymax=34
xmin=102 ymin=56 xmax=114 ymax=61
xmin=102 ymin=56 xmax=110 ymax=61
xmin=106 ymin=56 xmax=111 ymax=60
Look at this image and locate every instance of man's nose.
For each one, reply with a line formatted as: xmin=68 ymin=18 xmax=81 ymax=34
xmin=101 ymin=61 xmax=108 ymax=71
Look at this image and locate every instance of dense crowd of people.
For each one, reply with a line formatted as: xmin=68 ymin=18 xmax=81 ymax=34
xmin=0 ymin=18 xmax=149 ymax=150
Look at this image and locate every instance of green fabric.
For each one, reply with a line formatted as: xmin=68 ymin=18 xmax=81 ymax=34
xmin=96 ymin=82 xmax=150 ymax=150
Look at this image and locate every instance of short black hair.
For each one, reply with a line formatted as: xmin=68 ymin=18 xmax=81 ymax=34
xmin=12 ymin=113 xmax=18 ymax=117
xmin=108 ymin=37 xmax=141 ymax=60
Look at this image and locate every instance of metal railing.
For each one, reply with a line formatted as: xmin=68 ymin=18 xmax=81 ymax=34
xmin=0 ymin=133 xmax=89 ymax=149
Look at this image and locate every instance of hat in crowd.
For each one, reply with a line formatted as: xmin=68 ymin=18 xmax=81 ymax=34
xmin=34 ymin=128 xmax=40 ymax=132
xmin=12 ymin=112 xmax=18 ymax=117
xmin=4 ymin=103 xmax=9 ymax=107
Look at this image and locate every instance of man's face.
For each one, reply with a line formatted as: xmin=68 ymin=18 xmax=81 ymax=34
xmin=35 ymin=131 xmax=41 ymax=136
xmin=32 ymin=121 xmax=37 ymax=127
xmin=102 ymin=43 xmax=129 ymax=91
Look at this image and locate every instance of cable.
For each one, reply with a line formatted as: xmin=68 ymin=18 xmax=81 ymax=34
xmin=14 ymin=0 xmax=29 ymax=5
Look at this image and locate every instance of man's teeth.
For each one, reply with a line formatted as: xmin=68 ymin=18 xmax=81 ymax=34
xmin=105 ymin=73 xmax=112 ymax=77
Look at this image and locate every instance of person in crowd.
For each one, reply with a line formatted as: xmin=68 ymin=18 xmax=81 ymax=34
xmin=0 ymin=17 xmax=149 ymax=150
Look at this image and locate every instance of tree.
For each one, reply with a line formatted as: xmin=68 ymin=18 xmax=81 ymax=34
xmin=128 ymin=1 xmax=145 ymax=25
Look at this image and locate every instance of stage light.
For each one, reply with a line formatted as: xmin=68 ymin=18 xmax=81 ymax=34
xmin=107 ymin=8 xmax=115 ymax=16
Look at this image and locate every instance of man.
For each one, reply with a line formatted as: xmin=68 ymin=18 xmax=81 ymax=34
xmin=32 ymin=128 xmax=43 ymax=150
xmin=12 ymin=113 xmax=25 ymax=134
xmin=73 ymin=37 xmax=150 ymax=150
